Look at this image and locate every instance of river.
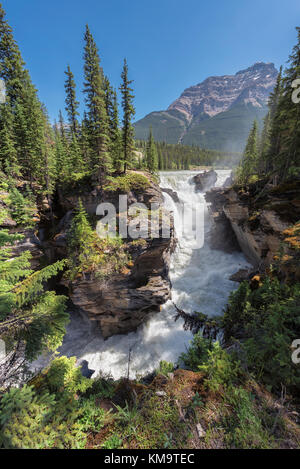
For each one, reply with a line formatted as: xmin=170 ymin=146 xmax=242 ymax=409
xmin=32 ymin=170 xmax=249 ymax=379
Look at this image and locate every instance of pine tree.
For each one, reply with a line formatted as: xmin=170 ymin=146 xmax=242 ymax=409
xmin=266 ymin=66 xmax=283 ymax=174
xmin=257 ymin=112 xmax=271 ymax=175
xmin=0 ymin=4 xmax=56 ymax=195
xmin=66 ymin=199 xmax=97 ymax=280
xmin=237 ymin=120 xmax=258 ymax=184
xmin=83 ymin=25 xmax=111 ymax=184
xmin=0 ymin=229 xmax=68 ymax=381
xmin=0 ymin=4 xmax=26 ymax=104
xmin=111 ymin=89 xmax=122 ymax=172
xmin=272 ymin=29 xmax=300 ymax=180
xmin=79 ymin=111 xmax=92 ymax=167
xmin=64 ymin=65 xmax=79 ymax=137
xmin=0 ymin=100 xmax=19 ymax=176
xmin=119 ymin=59 xmax=135 ymax=173
xmin=146 ymin=127 xmax=158 ymax=173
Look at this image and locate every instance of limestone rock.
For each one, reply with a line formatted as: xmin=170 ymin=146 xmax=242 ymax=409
xmin=193 ymin=170 xmax=217 ymax=192
xmin=205 ymin=180 xmax=299 ymax=269
xmin=161 ymin=188 xmax=180 ymax=204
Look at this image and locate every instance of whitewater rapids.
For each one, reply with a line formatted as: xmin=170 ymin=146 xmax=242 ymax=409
xmin=32 ymin=170 xmax=249 ymax=379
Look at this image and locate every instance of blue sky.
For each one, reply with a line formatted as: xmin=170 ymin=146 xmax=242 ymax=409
xmin=2 ymin=0 xmax=300 ymax=122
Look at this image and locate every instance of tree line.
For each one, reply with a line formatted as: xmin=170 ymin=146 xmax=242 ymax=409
xmin=0 ymin=7 xmax=137 ymax=197
xmin=136 ymin=137 xmax=241 ymax=171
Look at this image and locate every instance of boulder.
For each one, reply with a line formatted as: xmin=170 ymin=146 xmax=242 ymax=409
xmin=193 ymin=170 xmax=217 ymax=192
xmin=223 ymin=171 xmax=234 ymax=188
xmin=161 ymin=188 xmax=180 ymax=204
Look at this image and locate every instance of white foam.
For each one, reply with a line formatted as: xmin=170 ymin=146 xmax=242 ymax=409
xmin=31 ymin=170 xmax=249 ymax=379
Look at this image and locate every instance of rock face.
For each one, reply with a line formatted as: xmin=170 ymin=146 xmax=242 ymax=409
xmin=53 ymin=173 xmax=176 ymax=338
xmin=193 ymin=170 xmax=217 ymax=192
xmin=223 ymin=171 xmax=234 ymax=188
xmin=168 ymin=62 xmax=277 ymax=121
xmin=67 ymin=233 xmax=175 ymax=338
xmin=161 ymin=188 xmax=180 ymax=204
xmin=206 ymin=180 xmax=300 ymax=268
xmin=134 ymin=63 xmax=278 ymax=151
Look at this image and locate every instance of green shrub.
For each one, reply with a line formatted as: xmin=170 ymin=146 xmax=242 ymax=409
xmin=222 ymin=387 xmax=274 ymax=449
xmin=8 ymin=187 xmax=37 ymax=227
xmin=103 ymin=172 xmax=150 ymax=193
xmin=0 ymin=385 xmax=86 ymax=449
xmin=101 ymin=434 xmax=123 ymax=449
xmin=199 ymin=342 xmax=241 ymax=393
xmin=224 ymin=277 xmax=300 ymax=392
xmin=156 ymin=360 xmax=174 ymax=376
xmin=179 ymin=334 xmax=213 ymax=371
xmin=78 ymin=396 xmax=106 ymax=432
xmin=45 ymin=356 xmax=92 ymax=396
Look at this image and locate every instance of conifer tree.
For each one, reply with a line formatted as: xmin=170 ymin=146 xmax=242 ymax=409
xmin=119 ymin=59 xmax=135 ymax=172
xmin=79 ymin=111 xmax=92 ymax=166
xmin=237 ymin=120 xmax=258 ymax=184
xmin=0 ymin=100 xmax=19 ymax=176
xmin=66 ymin=200 xmax=97 ymax=280
xmin=0 ymin=229 xmax=68 ymax=385
xmin=146 ymin=127 xmax=158 ymax=173
xmin=64 ymin=65 xmax=79 ymax=137
xmin=272 ymin=29 xmax=300 ymax=180
xmin=266 ymin=66 xmax=283 ymax=174
xmin=110 ymin=88 xmax=122 ymax=172
xmin=0 ymin=4 xmax=56 ymax=195
xmin=83 ymin=25 xmax=111 ymax=184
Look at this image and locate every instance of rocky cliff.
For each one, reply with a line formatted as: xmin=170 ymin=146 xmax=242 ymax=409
xmin=134 ymin=63 xmax=278 ymax=152
xmin=51 ymin=173 xmax=176 ymax=338
xmin=205 ymin=179 xmax=300 ymax=276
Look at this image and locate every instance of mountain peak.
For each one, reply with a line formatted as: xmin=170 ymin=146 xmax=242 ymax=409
xmin=167 ymin=62 xmax=278 ymax=120
xmin=134 ymin=62 xmax=278 ymax=152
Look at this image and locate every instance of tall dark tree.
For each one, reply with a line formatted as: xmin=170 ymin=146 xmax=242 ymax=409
xmin=236 ymin=120 xmax=258 ymax=184
xmin=146 ymin=127 xmax=158 ymax=173
xmin=64 ymin=65 xmax=79 ymax=136
xmin=0 ymin=4 xmax=56 ymax=195
xmin=265 ymin=66 xmax=283 ymax=174
xmin=272 ymin=29 xmax=300 ymax=180
xmin=83 ymin=25 xmax=111 ymax=184
xmin=0 ymin=100 xmax=19 ymax=176
xmin=119 ymin=59 xmax=135 ymax=173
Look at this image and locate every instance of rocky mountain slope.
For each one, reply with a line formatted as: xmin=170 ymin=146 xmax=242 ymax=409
xmin=134 ymin=62 xmax=278 ymax=152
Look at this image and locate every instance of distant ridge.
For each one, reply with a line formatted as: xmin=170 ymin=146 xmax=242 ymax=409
xmin=134 ymin=62 xmax=278 ymax=152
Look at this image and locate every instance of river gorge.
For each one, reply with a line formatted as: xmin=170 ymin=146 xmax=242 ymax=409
xmin=32 ymin=170 xmax=249 ymax=379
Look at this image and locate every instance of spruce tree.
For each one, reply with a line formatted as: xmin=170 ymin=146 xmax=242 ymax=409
xmin=0 ymin=230 xmax=68 ymax=384
xmin=0 ymin=4 xmax=56 ymax=195
xmin=237 ymin=120 xmax=258 ymax=184
xmin=146 ymin=127 xmax=158 ymax=173
xmin=64 ymin=65 xmax=79 ymax=137
xmin=83 ymin=25 xmax=111 ymax=184
xmin=0 ymin=100 xmax=19 ymax=176
xmin=272 ymin=29 xmax=300 ymax=180
xmin=266 ymin=67 xmax=283 ymax=174
xmin=119 ymin=59 xmax=135 ymax=173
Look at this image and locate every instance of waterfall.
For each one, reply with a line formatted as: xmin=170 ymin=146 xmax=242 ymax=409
xmin=31 ymin=170 xmax=249 ymax=380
